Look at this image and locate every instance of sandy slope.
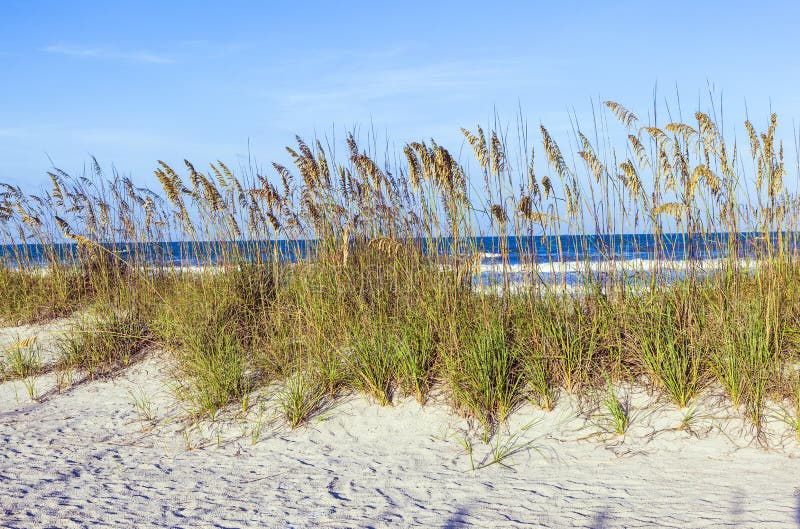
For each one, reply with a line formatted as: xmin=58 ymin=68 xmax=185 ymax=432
xmin=0 ymin=317 xmax=73 ymax=368
xmin=2 ymin=325 xmax=800 ymax=528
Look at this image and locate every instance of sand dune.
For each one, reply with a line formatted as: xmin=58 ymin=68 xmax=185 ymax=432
xmin=2 ymin=324 xmax=800 ymax=528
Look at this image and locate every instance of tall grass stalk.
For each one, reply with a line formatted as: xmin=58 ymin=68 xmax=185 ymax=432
xmin=0 ymin=99 xmax=797 ymax=434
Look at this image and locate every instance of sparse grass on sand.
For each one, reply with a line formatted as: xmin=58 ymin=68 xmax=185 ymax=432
xmin=1 ymin=99 xmax=800 ymax=440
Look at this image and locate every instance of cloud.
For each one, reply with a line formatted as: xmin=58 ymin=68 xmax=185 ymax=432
xmin=42 ymin=44 xmax=173 ymax=64
xmin=265 ymin=54 xmax=562 ymax=112
xmin=0 ymin=123 xmax=168 ymax=149
xmin=175 ymin=39 xmax=258 ymax=60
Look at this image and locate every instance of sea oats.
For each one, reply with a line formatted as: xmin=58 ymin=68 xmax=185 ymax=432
xmin=653 ymin=201 xmax=684 ymax=218
xmin=461 ymin=127 xmax=488 ymax=171
xmin=620 ymin=160 xmax=642 ymax=198
xmin=643 ymin=126 xmax=668 ymax=143
xmin=540 ymin=126 xmax=569 ymax=182
xmin=664 ymin=122 xmax=697 ymax=140
xmin=604 ymin=100 xmax=639 ymax=128
xmin=745 ymin=120 xmax=760 ymax=159
xmin=658 ymin=146 xmax=675 ymax=192
xmin=490 ymin=132 xmax=506 ymax=177
xmin=578 ymin=133 xmax=606 ymax=183
xmin=490 ymin=204 xmax=508 ymax=224
xmin=628 ymin=134 xmax=650 ymax=169
xmin=541 ymin=175 xmax=552 ymax=199
xmin=403 ymin=145 xmax=422 ymax=192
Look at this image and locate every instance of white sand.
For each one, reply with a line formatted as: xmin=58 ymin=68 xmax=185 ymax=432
xmin=0 ymin=317 xmax=73 ymax=368
xmin=2 ymin=323 xmax=800 ymax=528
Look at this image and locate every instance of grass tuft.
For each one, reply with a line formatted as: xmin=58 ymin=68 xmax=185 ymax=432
xmin=59 ymin=310 xmax=150 ymax=378
xmin=446 ymin=321 xmax=523 ymax=429
xmin=278 ymin=373 xmax=327 ymax=428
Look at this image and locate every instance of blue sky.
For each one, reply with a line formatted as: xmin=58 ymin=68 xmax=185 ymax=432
xmin=2 ymin=0 xmax=799 ymax=190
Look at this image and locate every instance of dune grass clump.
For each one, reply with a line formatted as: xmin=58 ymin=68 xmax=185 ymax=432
xmin=348 ymin=332 xmax=397 ymax=406
xmin=0 ymin=267 xmax=83 ymax=324
xmin=152 ymin=268 xmax=275 ymax=417
xmin=393 ymin=317 xmax=437 ymax=403
xmin=601 ymin=382 xmax=630 ymax=436
xmin=445 ymin=320 xmax=523 ymax=428
xmin=1 ymin=97 xmax=800 ymax=439
xmin=59 ymin=310 xmax=151 ymax=378
xmin=1 ymin=337 xmax=40 ymax=380
xmin=278 ymin=373 xmax=328 ymax=429
xmin=637 ymin=295 xmax=702 ymax=408
xmin=175 ymin=332 xmax=252 ymax=417
xmin=542 ymin=297 xmax=610 ymax=394
xmin=718 ymin=300 xmax=781 ymax=427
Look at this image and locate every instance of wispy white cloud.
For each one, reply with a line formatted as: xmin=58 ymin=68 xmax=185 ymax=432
xmin=42 ymin=44 xmax=173 ymax=64
xmin=0 ymin=124 xmax=57 ymax=139
xmin=263 ymin=53 xmax=563 ymax=114
xmin=0 ymin=123 xmax=167 ymax=148
xmin=175 ymin=39 xmax=258 ymax=60
xmin=243 ymin=49 xmax=567 ymax=143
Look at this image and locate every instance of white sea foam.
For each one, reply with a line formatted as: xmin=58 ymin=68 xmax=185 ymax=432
xmin=478 ymin=256 xmax=759 ymax=275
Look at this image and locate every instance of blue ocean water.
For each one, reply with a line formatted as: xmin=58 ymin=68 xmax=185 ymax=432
xmin=0 ymin=232 xmax=793 ymax=268
xmin=473 ymin=232 xmax=793 ymax=264
xmin=1 ymin=232 xmax=795 ymax=286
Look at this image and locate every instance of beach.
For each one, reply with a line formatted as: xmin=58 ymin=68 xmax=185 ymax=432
xmin=3 ymin=1 xmax=800 ymax=527
xmin=2 ymin=321 xmax=800 ymax=528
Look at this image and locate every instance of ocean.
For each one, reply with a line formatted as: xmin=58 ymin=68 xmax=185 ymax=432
xmin=1 ymin=232 xmax=794 ymax=286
